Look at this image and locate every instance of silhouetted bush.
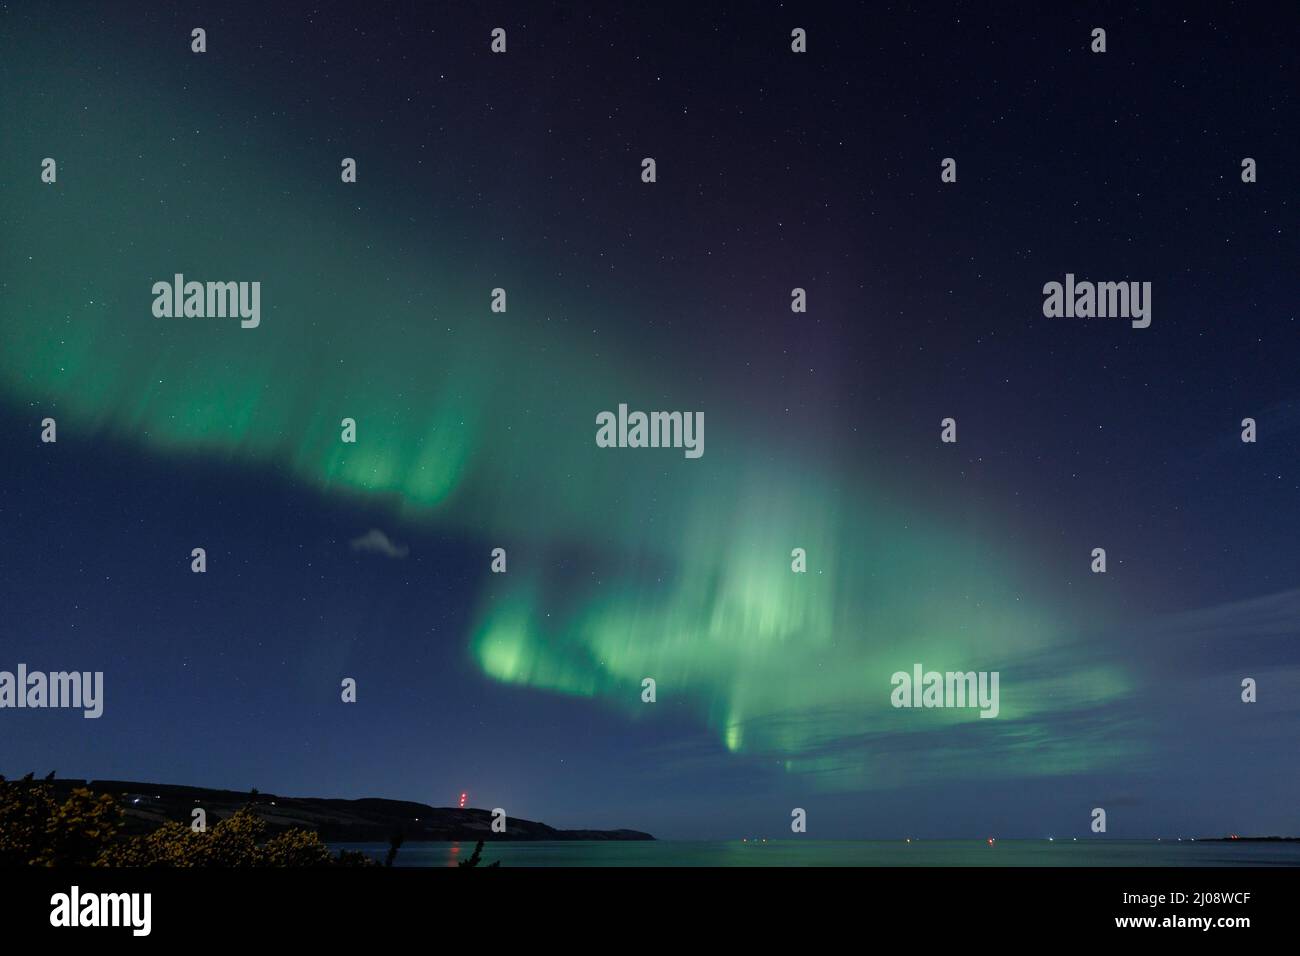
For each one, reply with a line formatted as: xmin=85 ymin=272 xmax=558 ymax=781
xmin=385 ymin=832 xmax=404 ymax=867
xmin=457 ymin=839 xmax=500 ymax=868
xmin=0 ymin=774 xmax=122 ymax=867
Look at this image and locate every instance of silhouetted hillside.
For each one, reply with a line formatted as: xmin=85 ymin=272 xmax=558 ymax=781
xmin=44 ymin=779 xmax=653 ymax=842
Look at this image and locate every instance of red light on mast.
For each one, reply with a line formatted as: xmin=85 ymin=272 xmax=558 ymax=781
xmin=459 ymin=792 xmax=467 ymax=808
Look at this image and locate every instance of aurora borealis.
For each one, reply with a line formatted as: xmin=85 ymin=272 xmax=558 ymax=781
xmin=2 ymin=3 xmax=1297 ymax=839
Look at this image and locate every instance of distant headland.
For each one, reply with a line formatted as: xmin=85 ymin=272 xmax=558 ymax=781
xmin=42 ymin=778 xmax=654 ymax=842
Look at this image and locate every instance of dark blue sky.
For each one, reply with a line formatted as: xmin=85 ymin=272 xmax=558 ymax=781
xmin=1 ymin=1 xmax=1297 ymax=839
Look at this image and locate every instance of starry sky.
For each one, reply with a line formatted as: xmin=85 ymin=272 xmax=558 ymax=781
xmin=1 ymin=1 xmax=1297 ymax=839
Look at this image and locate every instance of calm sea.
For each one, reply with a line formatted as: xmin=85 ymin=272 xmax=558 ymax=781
xmin=331 ymin=839 xmax=1300 ymax=867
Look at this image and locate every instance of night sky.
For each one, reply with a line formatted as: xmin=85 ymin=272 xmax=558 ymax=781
xmin=1 ymin=2 xmax=1297 ymax=840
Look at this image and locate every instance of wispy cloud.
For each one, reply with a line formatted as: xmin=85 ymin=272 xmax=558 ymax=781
xmin=349 ymin=528 xmax=409 ymax=559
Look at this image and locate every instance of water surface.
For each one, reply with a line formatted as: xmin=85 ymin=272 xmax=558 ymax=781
xmin=332 ymin=839 xmax=1300 ymax=867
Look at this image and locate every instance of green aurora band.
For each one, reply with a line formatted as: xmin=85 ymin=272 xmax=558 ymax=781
xmin=0 ymin=35 xmax=1137 ymax=789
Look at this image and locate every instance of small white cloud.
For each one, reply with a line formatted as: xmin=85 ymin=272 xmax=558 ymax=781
xmin=349 ymin=528 xmax=409 ymax=559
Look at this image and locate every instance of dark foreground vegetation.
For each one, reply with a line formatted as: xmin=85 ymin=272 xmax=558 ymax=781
xmin=0 ymin=772 xmax=650 ymax=867
xmin=0 ymin=773 xmax=369 ymax=867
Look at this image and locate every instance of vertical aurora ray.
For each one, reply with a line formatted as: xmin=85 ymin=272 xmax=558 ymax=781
xmin=467 ymin=464 xmax=1137 ymax=785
